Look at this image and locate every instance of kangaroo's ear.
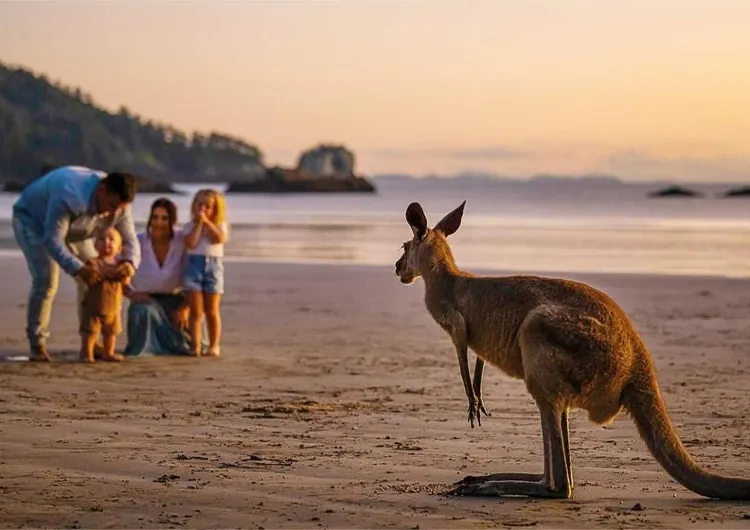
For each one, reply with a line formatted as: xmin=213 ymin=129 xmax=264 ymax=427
xmin=434 ymin=200 xmax=466 ymax=237
xmin=405 ymin=202 xmax=428 ymax=240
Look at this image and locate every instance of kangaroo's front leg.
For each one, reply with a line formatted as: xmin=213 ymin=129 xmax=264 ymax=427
xmin=447 ymin=312 xmax=479 ymax=428
xmin=472 ymin=357 xmax=491 ymax=420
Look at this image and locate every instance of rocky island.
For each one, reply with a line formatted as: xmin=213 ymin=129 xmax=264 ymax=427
xmin=226 ymin=145 xmax=375 ymax=194
xmin=721 ymin=185 xmax=750 ymax=198
xmin=647 ymin=185 xmax=704 ymax=198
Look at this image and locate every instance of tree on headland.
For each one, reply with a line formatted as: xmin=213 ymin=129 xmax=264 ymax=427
xmin=0 ymin=62 xmax=265 ymax=186
xmin=1 ymin=62 xmax=375 ymax=194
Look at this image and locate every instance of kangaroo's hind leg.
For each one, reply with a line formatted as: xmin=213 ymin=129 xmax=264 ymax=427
xmin=451 ymin=333 xmax=576 ymax=498
xmin=455 ymin=396 xmax=548 ymax=487
xmin=456 ymin=407 xmax=573 ymax=487
xmin=450 ymin=399 xmax=571 ymax=498
xmin=562 ymin=408 xmax=573 ymax=490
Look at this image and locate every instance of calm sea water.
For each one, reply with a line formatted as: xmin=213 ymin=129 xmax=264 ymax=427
xmin=1 ymin=179 xmax=748 ymax=278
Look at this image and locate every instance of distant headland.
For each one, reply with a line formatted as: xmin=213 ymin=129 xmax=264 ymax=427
xmin=0 ymin=62 xmax=375 ymax=194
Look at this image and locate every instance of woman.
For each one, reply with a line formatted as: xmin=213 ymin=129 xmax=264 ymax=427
xmin=124 ymin=198 xmax=205 ymax=356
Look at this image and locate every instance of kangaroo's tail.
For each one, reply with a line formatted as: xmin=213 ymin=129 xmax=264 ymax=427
xmin=622 ymin=357 xmax=750 ymax=500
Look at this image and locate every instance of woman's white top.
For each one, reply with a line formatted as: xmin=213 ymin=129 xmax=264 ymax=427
xmin=130 ymin=230 xmax=186 ymax=293
xmin=183 ymin=221 xmax=229 ymax=257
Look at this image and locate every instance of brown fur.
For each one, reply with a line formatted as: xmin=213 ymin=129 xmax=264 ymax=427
xmin=395 ymin=201 xmax=750 ymax=500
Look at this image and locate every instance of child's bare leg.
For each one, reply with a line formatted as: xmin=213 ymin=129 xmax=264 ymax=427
xmin=100 ymin=331 xmax=123 ymax=361
xmin=80 ymin=333 xmax=97 ymax=363
xmin=204 ymin=293 xmax=222 ymax=356
xmin=187 ymin=291 xmax=205 ymax=356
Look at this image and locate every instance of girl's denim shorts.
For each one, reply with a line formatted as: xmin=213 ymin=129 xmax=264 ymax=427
xmin=183 ymin=255 xmax=224 ymax=294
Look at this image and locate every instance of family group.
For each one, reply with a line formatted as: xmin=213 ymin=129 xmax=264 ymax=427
xmin=11 ymin=165 xmax=230 ymax=362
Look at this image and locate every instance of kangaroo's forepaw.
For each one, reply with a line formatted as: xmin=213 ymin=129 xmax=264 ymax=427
xmin=467 ymin=400 xmax=486 ymax=428
xmin=467 ymin=404 xmax=479 ymax=428
xmin=477 ymin=399 xmax=490 ymax=418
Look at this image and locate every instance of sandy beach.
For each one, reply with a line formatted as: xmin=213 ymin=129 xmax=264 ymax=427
xmin=1 ymin=255 xmax=749 ymax=529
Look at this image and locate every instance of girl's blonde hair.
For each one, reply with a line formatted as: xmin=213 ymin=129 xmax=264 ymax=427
xmin=191 ymin=188 xmax=226 ymax=224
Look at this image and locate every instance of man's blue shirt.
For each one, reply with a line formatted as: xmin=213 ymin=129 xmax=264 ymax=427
xmin=13 ymin=166 xmax=141 ymax=275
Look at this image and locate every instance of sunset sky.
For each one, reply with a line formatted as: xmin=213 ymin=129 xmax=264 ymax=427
xmin=1 ymin=1 xmax=749 ymax=181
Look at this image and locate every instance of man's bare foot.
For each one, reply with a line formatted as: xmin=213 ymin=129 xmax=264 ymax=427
xmin=205 ymin=347 xmax=221 ymax=357
xmin=30 ymin=345 xmax=52 ymax=362
xmin=100 ymin=353 xmax=124 ymax=362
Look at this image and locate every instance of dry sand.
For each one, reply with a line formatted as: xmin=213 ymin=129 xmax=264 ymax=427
xmin=1 ymin=256 xmax=749 ymax=529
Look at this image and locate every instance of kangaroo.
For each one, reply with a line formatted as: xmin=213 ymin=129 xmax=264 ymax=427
xmin=394 ymin=200 xmax=750 ymax=500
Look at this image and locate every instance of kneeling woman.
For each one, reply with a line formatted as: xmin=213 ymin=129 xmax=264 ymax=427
xmin=124 ymin=198 xmax=205 ymax=356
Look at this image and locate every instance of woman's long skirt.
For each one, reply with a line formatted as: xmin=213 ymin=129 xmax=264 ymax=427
xmin=124 ymin=294 xmax=204 ymax=356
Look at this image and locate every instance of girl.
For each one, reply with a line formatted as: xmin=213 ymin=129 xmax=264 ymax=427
xmin=183 ymin=189 xmax=229 ymax=356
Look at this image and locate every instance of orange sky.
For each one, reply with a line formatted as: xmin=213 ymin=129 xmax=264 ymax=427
xmin=1 ymin=1 xmax=749 ymax=181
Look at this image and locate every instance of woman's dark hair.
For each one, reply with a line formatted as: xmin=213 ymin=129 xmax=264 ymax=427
xmin=147 ymin=197 xmax=178 ymax=239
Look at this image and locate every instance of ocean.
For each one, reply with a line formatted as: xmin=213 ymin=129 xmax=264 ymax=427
xmin=1 ymin=178 xmax=748 ymax=278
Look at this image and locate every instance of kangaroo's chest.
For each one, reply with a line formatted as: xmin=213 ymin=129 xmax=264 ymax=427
xmin=466 ymin=318 xmax=526 ymax=380
xmin=425 ymin=292 xmax=527 ymax=380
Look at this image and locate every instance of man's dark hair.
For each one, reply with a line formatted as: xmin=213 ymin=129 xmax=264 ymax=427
xmin=40 ymin=163 xmax=59 ymax=176
xmin=103 ymin=172 xmax=137 ymax=203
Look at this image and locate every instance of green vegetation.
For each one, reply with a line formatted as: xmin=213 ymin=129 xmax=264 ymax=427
xmin=1 ymin=62 xmax=265 ymax=187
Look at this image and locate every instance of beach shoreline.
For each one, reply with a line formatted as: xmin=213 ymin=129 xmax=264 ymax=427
xmin=1 ymin=257 xmax=749 ymax=528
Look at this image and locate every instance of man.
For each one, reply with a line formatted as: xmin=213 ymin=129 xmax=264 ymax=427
xmin=12 ymin=166 xmax=141 ymax=361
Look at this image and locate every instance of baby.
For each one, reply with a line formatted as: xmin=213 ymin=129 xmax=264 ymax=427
xmin=79 ymin=227 xmax=133 ymax=363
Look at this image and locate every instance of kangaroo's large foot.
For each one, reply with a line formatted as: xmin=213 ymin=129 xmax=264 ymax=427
xmin=449 ymin=478 xmax=571 ymax=499
xmin=455 ymin=472 xmax=544 ymax=486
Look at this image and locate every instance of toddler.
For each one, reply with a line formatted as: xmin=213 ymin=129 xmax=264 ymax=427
xmin=80 ymin=227 xmax=133 ymax=363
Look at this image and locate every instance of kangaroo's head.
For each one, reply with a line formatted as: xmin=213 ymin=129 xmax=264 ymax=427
xmin=395 ymin=200 xmax=466 ymax=284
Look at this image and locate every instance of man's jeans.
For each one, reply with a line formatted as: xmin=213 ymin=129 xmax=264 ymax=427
xmin=12 ymin=214 xmax=97 ymax=348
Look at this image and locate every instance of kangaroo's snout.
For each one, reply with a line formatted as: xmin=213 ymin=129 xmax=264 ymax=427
xmin=395 ymin=254 xmax=405 ymax=275
xmin=395 ymin=249 xmax=417 ymax=284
